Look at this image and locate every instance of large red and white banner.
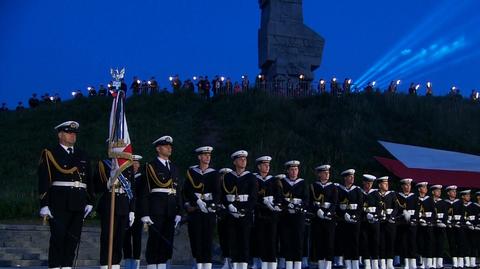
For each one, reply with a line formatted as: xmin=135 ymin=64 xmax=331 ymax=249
xmin=375 ymin=141 xmax=480 ymax=188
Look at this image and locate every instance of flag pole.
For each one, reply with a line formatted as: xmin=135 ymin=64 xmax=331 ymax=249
xmin=107 ymin=180 xmax=117 ymax=269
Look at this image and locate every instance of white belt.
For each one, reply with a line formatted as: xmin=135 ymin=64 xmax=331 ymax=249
xmin=286 ymin=198 xmax=302 ymax=205
xmin=437 ymin=213 xmax=444 ymax=218
xmin=348 ymin=203 xmax=358 ymax=210
xmin=322 ymin=202 xmax=331 ymax=209
xmin=237 ymin=194 xmax=249 ymax=202
xmin=110 ymin=188 xmax=125 ymax=194
xmin=386 ymin=208 xmax=394 ymax=215
xmin=366 ymin=207 xmax=376 ymax=213
xmin=151 ymin=188 xmax=176 ymax=195
xmin=264 ymin=196 xmax=274 ymax=203
xmin=226 ymin=194 xmax=236 ymax=202
xmin=424 ymin=212 xmax=432 ymax=217
xmin=448 ymin=216 xmax=453 ymax=221
xmin=468 ymin=215 xmax=475 ymax=221
xmin=52 ymin=181 xmax=86 ymax=189
xmin=454 ymin=215 xmax=461 ymax=220
xmin=407 ymin=210 xmax=415 ymax=215
xmin=195 ymin=193 xmax=213 ymax=201
xmin=339 ymin=204 xmax=347 ymax=210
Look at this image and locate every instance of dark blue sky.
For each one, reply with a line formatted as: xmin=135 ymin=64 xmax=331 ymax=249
xmin=1 ymin=0 xmax=480 ymax=107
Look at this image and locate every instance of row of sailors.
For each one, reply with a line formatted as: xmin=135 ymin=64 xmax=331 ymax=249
xmin=38 ymin=124 xmax=480 ymax=269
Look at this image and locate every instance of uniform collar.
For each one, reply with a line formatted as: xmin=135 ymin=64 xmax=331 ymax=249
xmin=191 ymin=165 xmax=215 ymax=175
xmin=315 ymin=181 xmax=332 ymax=187
xmin=398 ymin=192 xmax=414 ymax=198
xmin=59 ymin=143 xmax=74 ymax=154
xmin=284 ymin=177 xmax=304 ymax=186
xmin=254 ymin=173 xmax=273 ymax=181
xmin=230 ymin=170 xmax=250 ymax=178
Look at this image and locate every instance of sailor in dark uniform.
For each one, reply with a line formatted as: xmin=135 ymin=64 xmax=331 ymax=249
xmin=431 ymin=185 xmax=447 ymax=269
xmin=183 ymin=146 xmax=219 ymax=269
xmin=38 ymin=121 xmax=94 ymax=269
xmin=309 ymin=165 xmax=337 ymax=269
xmin=222 ymin=150 xmax=258 ymax=269
xmin=278 ymin=160 xmax=307 ymax=269
xmin=94 ymin=153 xmax=136 ymax=269
xmin=218 ymin=168 xmax=233 ymax=269
xmin=445 ymin=185 xmax=464 ymax=269
xmin=359 ymin=174 xmax=381 ymax=269
xmin=415 ymin=182 xmax=435 ymax=269
xmin=123 ymin=155 xmax=144 ymax=269
xmin=460 ymin=190 xmax=476 ymax=269
xmin=251 ymin=156 xmax=282 ymax=269
xmin=336 ymin=169 xmax=363 ymax=269
xmin=139 ymin=136 xmax=183 ymax=269
xmin=377 ymin=176 xmax=398 ymax=269
xmin=395 ymin=178 xmax=417 ymax=269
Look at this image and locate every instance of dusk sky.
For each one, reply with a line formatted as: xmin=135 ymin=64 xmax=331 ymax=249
xmin=1 ymin=0 xmax=480 ymax=107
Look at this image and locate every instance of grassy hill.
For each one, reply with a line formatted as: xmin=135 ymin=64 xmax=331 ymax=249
xmin=1 ymin=91 xmax=480 ymax=219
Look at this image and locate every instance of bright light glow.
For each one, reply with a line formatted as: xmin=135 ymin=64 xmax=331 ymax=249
xmin=332 ymin=77 xmax=337 ymax=82
xmin=320 ymin=80 xmax=325 ymax=84
xmin=148 ymin=81 xmax=152 ymax=85
xmin=347 ymin=79 xmax=352 ymax=84
xmin=372 ymin=81 xmax=376 ymax=86
xmin=427 ymin=82 xmax=431 ymax=87
xmin=193 ymin=76 xmax=197 ymax=80
xmin=169 ymin=76 xmax=173 ymax=81
xmin=137 ymin=80 xmax=141 ymax=84
xmin=221 ymin=76 xmax=225 ymax=81
xmin=396 ymin=80 xmax=401 ymax=85
xmin=87 ymin=87 xmax=92 ymax=91
xmin=415 ymin=84 xmax=420 ymax=90
xmin=71 ymin=92 xmax=76 ymax=96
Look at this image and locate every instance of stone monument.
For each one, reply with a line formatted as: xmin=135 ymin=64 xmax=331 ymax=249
xmin=258 ymin=0 xmax=325 ymax=84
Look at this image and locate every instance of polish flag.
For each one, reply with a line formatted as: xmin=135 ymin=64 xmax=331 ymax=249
xmin=375 ymin=141 xmax=480 ymax=188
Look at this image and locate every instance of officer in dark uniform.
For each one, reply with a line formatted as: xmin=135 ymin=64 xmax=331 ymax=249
xmin=460 ymin=190 xmax=476 ymax=269
xmin=431 ymin=185 xmax=447 ymax=269
xmin=445 ymin=185 xmax=464 ymax=269
xmin=278 ymin=160 xmax=307 ymax=269
xmin=359 ymin=174 xmax=381 ymax=269
xmin=251 ymin=156 xmax=281 ymax=269
xmin=139 ymin=136 xmax=182 ymax=269
xmin=38 ymin=121 xmax=94 ymax=269
xmin=415 ymin=182 xmax=435 ymax=269
xmin=336 ymin=169 xmax=363 ymax=269
xmin=222 ymin=150 xmax=258 ymax=269
xmin=218 ymin=168 xmax=233 ymax=269
xmin=377 ymin=176 xmax=398 ymax=269
xmin=123 ymin=155 xmax=144 ymax=269
xmin=183 ymin=146 xmax=219 ymax=269
xmin=395 ymin=178 xmax=417 ymax=269
xmin=94 ymin=154 xmax=136 ymax=269
xmin=309 ymin=165 xmax=337 ymax=269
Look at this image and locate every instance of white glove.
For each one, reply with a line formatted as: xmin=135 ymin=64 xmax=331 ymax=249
xmin=273 ymin=205 xmax=282 ymax=212
xmin=366 ymin=213 xmax=374 ymax=221
xmin=317 ymin=209 xmax=325 ymax=219
xmin=207 ymin=204 xmax=216 ymax=213
xmin=196 ymin=199 xmax=208 ymax=213
xmin=129 ymin=212 xmax=135 ymax=227
xmin=141 ymin=216 xmax=154 ymax=225
xmin=84 ymin=204 xmax=93 ymax=218
xmin=263 ymin=197 xmax=275 ymax=211
xmin=40 ymin=206 xmax=53 ymax=219
xmin=388 ymin=218 xmax=396 ymax=224
xmin=419 ymin=219 xmax=427 ymax=226
xmin=228 ymin=204 xmax=241 ymax=218
xmin=344 ymin=212 xmax=355 ymax=223
xmin=475 ymin=226 xmax=480 ymax=231
xmin=403 ymin=210 xmax=411 ymax=222
xmin=174 ymin=215 xmax=182 ymax=228
xmin=437 ymin=222 xmax=447 ymax=228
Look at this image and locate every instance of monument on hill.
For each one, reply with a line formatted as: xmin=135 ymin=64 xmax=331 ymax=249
xmin=258 ymin=0 xmax=325 ymax=86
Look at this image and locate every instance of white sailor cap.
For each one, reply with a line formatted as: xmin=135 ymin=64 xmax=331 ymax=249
xmin=341 ymin=169 xmax=355 ymax=176
xmin=377 ymin=176 xmax=389 ymax=182
xmin=362 ymin=174 xmax=376 ymax=182
xmin=219 ymin=168 xmax=233 ymax=174
xmin=152 ymin=136 xmax=173 ymax=146
xmin=195 ymin=146 xmax=213 ymax=154
xmin=416 ymin=181 xmax=428 ymax=187
xmin=255 ymin=156 xmax=272 ymax=163
xmin=429 ymin=184 xmax=442 ymax=190
xmin=476 ymin=191 xmax=480 ymax=196
xmin=315 ymin=164 xmax=331 ymax=171
xmin=54 ymin=121 xmax=80 ymax=133
xmin=231 ymin=150 xmax=248 ymax=159
xmin=275 ymin=174 xmax=287 ymax=179
xmin=132 ymin=155 xmax=143 ymax=161
xmin=284 ymin=160 xmax=300 ymax=168
xmin=460 ymin=189 xmax=471 ymax=195
xmin=445 ymin=185 xmax=457 ymax=191
xmin=400 ymin=178 xmax=413 ymax=185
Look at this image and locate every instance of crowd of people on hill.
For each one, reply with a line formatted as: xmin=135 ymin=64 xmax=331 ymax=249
xmin=2 ymin=75 xmax=480 ymax=112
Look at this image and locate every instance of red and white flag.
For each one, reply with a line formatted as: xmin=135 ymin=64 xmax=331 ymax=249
xmin=375 ymin=140 xmax=480 ymax=188
xmin=108 ymin=90 xmax=133 ymax=181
